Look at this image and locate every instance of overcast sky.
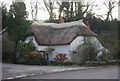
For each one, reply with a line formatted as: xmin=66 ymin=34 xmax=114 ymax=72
xmin=0 ymin=0 xmax=119 ymax=20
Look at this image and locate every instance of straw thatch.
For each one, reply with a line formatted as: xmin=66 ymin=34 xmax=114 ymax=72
xmin=25 ymin=20 xmax=97 ymax=46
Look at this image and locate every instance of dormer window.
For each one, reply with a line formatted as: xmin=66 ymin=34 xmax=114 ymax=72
xmin=29 ymin=38 xmax=33 ymax=42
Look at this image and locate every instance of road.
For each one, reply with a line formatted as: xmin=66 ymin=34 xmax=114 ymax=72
xmin=22 ymin=65 xmax=118 ymax=79
xmin=2 ymin=63 xmax=91 ymax=80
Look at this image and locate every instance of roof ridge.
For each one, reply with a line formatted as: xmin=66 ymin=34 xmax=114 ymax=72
xmin=32 ymin=19 xmax=86 ymax=28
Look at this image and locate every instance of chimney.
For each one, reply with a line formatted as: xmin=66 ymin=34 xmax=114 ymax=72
xmin=59 ymin=17 xmax=64 ymax=23
xmin=83 ymin=18 xmax=90 ymax=29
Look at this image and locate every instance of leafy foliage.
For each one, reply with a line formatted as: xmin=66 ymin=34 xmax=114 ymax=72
xmin=72 ymin=37 xmax=97 ymax=62
xmin=48 ymin=60 xmax=119 ymax=66
xmin=87 ymin=15 xmax=118 ymax=59
xmin=26 ymin=51 xmax=47 ymax=65
xmin=57 ymin=2 xmax=84 ymax=22
xmin=16 ymin=41 xmax=35 ymax=64
xmin=6 ymin=2 xmax=31 ymax=42
xmin=2 ymin=37 xmax=15 ymax=63
xmin=1 ymin=4 xmax=8 ymax=29
xmin=53 ymin=53 xmax=68 ymax=61
xmin=1 ymin=2 xmax=32 ymax=63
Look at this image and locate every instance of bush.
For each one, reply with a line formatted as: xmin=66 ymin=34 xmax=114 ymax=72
xmin=72 ymin=37 xmax=97 ymax=62
xmin=48 ymin=61 xmax=76 ymax=66
xmin=48 ymin=60 xmax=119 ymax=66
xmin=16 ymin=42 xmax=47 ymax=65
xmin=2 ymin=38 xmax=15 ymax=63
xmin=26 ymin=51 xmax=47 ymax=65
xmin=84 ymin=61 xmax=107 ymax=66
xmin=16 ymin=41 xmax=35 ymax=64
xmin=53 ymin=53 xmax=68 ymax=62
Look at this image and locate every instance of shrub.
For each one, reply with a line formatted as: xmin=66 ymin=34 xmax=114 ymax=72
xmin=103 ymin=52 xmax=113 ymax=61
xmin=16 ymin=41 xmax=35 ymax=64
xmin=48 ymin=60 xmax=119 ymax=66
xmin=72 ymin=37 xmax=97 ymax=62
xmin=84 ymin=61 xmax=107 ymax=66
xmin=53 ymin=53 xmax=68 ymax=61
xmin=2 ymin=38 xmax=15 ymax=63
xmin=48 ymin=61 xmax=76 ymax=66
xmin=26 ymin=51 xmax=47 ymax=65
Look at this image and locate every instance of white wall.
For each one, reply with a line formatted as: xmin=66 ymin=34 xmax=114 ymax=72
xmin=49 ymin=45 xmax=71 ymax=61
xmin=70 ymin=36 xmax=106 ymax=61
xmin=70 ymin=36 xmax=105 ymax=51
xmin=25 ymin=36 xmax=39 ymax=50
xmin=35 ymin=45 xmax=71 ymax=61
xmin=25 ymin=36 xmax=71 ymax=61
xmin=70 ymin=36 xmax=84 ymax=51
xmin=25 ymin=36 xmax=105 ymax=61
xmin=89 ymin=37 xmax=104 ymax=51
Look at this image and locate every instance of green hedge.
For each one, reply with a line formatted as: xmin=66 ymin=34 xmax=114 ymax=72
xmin=2 ymin=38 xmax=16 ymax=63
xmin=48 ymin=60 xmax=119 ymax=66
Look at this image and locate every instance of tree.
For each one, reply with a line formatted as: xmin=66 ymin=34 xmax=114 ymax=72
xmin=43 ymin=0 xmax=55 ymax=20
xmin=75 ymin=2 xmax=83 ymax=20
xmin=1 ymin=3 xmax=8 ymax=29
xmin=104 ymin=0 xmax=117 ymax=21
xmin=57 ymin=2 xmax=70 ymax=20
xmin=7 ymin=2 xmax=30 ymax=43
xmin=30 ymin=0 xmax=41 ymax=21
xmin=57 ymin=1 xmax=96 ymax=22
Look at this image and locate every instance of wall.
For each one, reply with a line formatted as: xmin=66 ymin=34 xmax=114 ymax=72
xmin=70 ymin=36 xmax=105 ymax=62
xmin=37 ymin=45 xmax=71 ymax=61
xmin=25 ymin=36 xmax=71 ymax=61
xmin=70 ymin=36 xmax=84 ymax=51
xmin=25 ymin=36 xmax=40 ymax=50
xmin=49 ymin=45 xmax=71 ymax=61
xmin=89 ymin=37 xmax=104 ymax=51
xmin=25 ymin=36 xmax=105 ymax=61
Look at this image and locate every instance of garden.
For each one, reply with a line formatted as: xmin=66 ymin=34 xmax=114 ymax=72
xmin=12 ymin=41 xmax=119 ymax=67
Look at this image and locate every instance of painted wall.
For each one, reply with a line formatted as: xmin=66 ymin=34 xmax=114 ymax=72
xmin=25 ymin=36 xmax=40 ymax=50
xmin=90 ymin=37 xmax=104 ymax=51
xmin=70 ymin=36 xmax=104 ymax=52
xmin=49 ymin=45 xmax=71 ymax=61
xmin=70 ymin=36 xmax=84 ymax=51
xmin=25 ymin=36 xmax=71 ymax=61
xmin=25 ymin=36 xmax=105 ymax=61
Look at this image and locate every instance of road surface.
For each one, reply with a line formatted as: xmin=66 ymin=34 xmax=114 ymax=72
xmin=2 ymin=63 xmax=91 ymax=80
xmin=22 ymin=65 xmax=118 ymax=79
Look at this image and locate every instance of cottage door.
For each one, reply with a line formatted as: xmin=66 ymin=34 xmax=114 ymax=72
xmin=46 ymin=53 xmax=49 ymax=61
xmin=45 ymin=53 xmax=49 ymax=61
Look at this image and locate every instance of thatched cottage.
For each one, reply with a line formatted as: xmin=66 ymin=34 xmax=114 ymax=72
xmin=25 ymin=20 xmax=105 ymax=61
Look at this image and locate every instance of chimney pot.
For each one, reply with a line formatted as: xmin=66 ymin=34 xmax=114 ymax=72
xmin=59 ymin=17 xmax=64 ymax=23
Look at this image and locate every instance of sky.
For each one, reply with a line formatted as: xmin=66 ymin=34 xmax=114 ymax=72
xmin=0 ymin=0 xmax=119 ymax=20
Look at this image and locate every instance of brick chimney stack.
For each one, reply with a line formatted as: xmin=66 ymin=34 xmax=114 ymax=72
xmin=83 ymin=18 xmax=90 ymax=29
xmin=59 ymin=17 xmax=64 ymax=23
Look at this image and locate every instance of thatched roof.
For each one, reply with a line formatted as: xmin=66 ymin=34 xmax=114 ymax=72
xmin=25 ymin=20 xmax=97 ymax=46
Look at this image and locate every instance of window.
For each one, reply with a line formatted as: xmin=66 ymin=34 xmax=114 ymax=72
xmin=83 ymin=37 xmax=91 ymax=44
xmin=29 ymin=38 xmax=33 ymax=42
